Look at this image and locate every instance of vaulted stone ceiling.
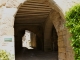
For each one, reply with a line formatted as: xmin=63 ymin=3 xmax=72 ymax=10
xmin=15 ymin=0 xmax=52 ymax=24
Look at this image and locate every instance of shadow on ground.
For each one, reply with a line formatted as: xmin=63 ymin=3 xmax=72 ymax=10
xmin=16 ymin=48 xmax=58 ymax=60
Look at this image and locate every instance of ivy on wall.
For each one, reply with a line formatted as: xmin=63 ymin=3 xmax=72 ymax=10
xmin=65 ymin=4 xmax=80 ymax=60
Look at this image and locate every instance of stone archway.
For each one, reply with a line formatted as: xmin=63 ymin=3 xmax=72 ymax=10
xmin=0 ymin=0 xmax=76 ymax=60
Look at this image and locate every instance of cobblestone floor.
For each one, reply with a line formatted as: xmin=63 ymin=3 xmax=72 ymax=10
xmin=16 ymin=48 xmax=58 ymax=60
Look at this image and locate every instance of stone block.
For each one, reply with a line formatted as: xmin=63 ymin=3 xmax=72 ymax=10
xmin=58 ymin=30 xmax=63 ymax=36
xmin=62 ymin=30 xmax=67 ymax=35
xmin=6 ymin=0 xmax=21 ymax=8
xmin=0 ymin=25 xmax=6 ymax=36
xmin=58 ymin=53 xmax=66 ymax=60
xmin=58 ymin=58 xmax=64 ymax=60
xmin=0 ymin=24 xmax=14 ymax=35
xmin=6 ymin=0 xmax=27 ymax=8
xmin=17 ymin=0 xmax=26 ymax=3
xmin=3 ymin=8 xmax=17 ymax=16
xmin=58 ymin=47 xmax=65 ymax=53
xmin=1 ymin=15 xmax=14 ymax=27
xmin=0 ymin=0 xmax=7 ymax=7
xmin=0 ymin=9 xmax=2 ymax=19
xmin=0 ymin=7 xmax=4 ymax=19
xmin=6 ymin=27 xmax=14 ymax=35
xmin=58 ymin=36 xmax=63 ymax=42
xmin=0 ymin=36 xmax=3 ymax=43
xmin=66 ymin=51 xmax=74 ymax=60
xmin=58 ymin=40 xmax=64 ymax=47
xmin=59 ymin=24 xmax=64 ymax=31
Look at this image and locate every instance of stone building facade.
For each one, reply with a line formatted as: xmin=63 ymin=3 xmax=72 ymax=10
xmin=0 ymin=0 xmax=80 ymax=60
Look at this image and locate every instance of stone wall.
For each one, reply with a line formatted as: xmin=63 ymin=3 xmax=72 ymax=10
xmin=44 ymin=15 xmax=53 ymax=51
xmin=0 ymin=0 xmax=80 ymax=60
xmin=48 ymin=9 xmax=74 ymax=60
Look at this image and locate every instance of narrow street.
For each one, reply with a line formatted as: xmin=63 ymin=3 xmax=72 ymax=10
xmin=16 ymin=48 xmax=58 ymax=60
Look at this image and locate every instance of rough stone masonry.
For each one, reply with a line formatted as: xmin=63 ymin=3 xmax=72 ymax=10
xmin=0 ymin=0 xmax=80 ymax=60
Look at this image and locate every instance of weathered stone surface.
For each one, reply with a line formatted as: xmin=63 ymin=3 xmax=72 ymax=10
xmin=0 ymin=7 xmax=4 ymax=19
xmin=66 ymin=51 xmax=74 ymax=60
xmin=49 ymin=10 xmax=60 ymax=32
xmin=0 ymin=24 xmax=6 ymax=36
xmin=6 ymin=0 xmax=21 ymax=8
xmin=0 ymin=0 xmax=79 ymax=60
xmin=5 ymin=27 xmax=14 ymax=35
xmin=6 ymin=0 xmax=26 ymax=8
xmin=51 ymin=0 xmax=80 ymax=14
xmin=58 ymin=48 xmax=65 ymax=53
xmin=0 ymin=24 xmax=14 ymax=35
xmin=1 ymin=15 xmax=14 ymax=27
xmin=58 ymin=31 xmax=63 ymax=36
xmin=58 ymin=53 xmax=66 ymax=60
xmin=58 ymin=40 xmax=64 ymax=47
xmin=0 ymin=36 xmax=3 ymax=49
xmin=0 ymin=0 xmax=7 ymax=7
xmin=3 ymin=8 xmax=17 ymax=16
xmin=58 ymin=36 xmax=63 ymax=42
xmin=17 ymin=0 xmax=27 ymax=3
xmin=58 ymin=58 xmax=64 ymax=60
xmin=0 ymin=9 xmax=2 ymax=19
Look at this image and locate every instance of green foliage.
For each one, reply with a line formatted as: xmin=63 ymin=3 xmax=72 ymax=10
xmin=0 ymin=50 xmax=10 ymax=60
xmin=65 ymin=4 xmax=80 ymax=60
xmin=0 ymin=49 xmax=14 ymax=60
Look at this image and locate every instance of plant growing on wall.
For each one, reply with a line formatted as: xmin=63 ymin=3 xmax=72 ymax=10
xmin=65 ymin=4 xmax=80 ymax=60
xmin=0 ymin=50 xmax=10 ymax=60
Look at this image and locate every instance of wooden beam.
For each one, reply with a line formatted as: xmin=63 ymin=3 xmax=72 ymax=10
xmin=16 ymin=13 xmax=49 ymax=16
xmin=15 ymin=15 xmax=48 ymax=18
xmin=16 ymin=12 xmax=49 ymax=15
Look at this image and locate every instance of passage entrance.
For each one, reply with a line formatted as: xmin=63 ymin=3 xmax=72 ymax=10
xmin=14 ymin=0 xmax=58 ymax=60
